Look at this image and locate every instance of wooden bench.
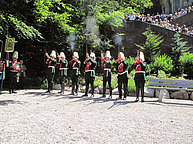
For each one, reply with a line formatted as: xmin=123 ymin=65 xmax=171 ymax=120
xmin=148 ymin=78 xmax=193 ymax=101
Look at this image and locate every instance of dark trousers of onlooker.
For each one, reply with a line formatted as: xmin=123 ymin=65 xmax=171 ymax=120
xmin=103 ymin=76 xmax=112 ymax=96
xmin=85 ymin=76 xmax=95 ymax=96
xmin=118 ymin=77 xmax=128 ymax=99
xmin=135 ymin=80 xmax=145 ymax=100
xmin=9 ymin=72 xmax=17 ymax=94
xmin=71 ymin=76 xmax=79 ymax=94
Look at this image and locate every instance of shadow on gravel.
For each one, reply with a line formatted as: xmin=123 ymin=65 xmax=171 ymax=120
xmin=24 ymin=91 xmax=67 ymax=99
xmin=108 ymin=101 xmax=136 ymax=109
xmin=144 ymin=101 xmax=193 ymax=108
xmin=0 ymin=100 xmax=26 ymax=106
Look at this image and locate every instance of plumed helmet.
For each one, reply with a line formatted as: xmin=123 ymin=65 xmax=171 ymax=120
xmin=90 ymin=52 xmax=96 ymax=60
xmin=119 ymin=52 xmax=125 ymax=60
xmin=50 ymin=50 xmax=56 ymax=58
xmin=105 ymin=51 xmax=111 ymax=59
xmin=139 ymin=52 xmax=145 ymax=61
xmin=60 ymin=52 xmax=65 ymax=58
xmin=12 ymin=51 xmax=18 ymax=59
xmin=73 ymin=52 xmax=79 ymax=59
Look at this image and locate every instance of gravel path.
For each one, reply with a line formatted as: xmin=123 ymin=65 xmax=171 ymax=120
xmin=0 ymin=89 xmax=193 ymax=144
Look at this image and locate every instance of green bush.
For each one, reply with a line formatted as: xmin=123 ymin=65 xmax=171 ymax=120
xmin=125 ymin=56 xmax=136 ymax=71
xmin=94 ymin=76 xmax=103 ymax=87
xmin=128 ymin=79 xmax=136 ymax=93
xmin=151 ymin=54 xmax=173 ymax=74
xmin=111 ymin=75 xmax=118 ymax=89
xmin=180 ymin=53 xmax=193 ymax=79
xmin=157 ymin=70 xmax=167 ymax=79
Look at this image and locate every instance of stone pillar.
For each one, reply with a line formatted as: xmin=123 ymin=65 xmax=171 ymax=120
xmin=165 ymin=0 xmax=170 ymax=14
xmin=170 ymin=0 xmax=174 ymax=13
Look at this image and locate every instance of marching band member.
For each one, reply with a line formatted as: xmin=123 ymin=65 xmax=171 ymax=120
xmin=57 ymin=52 xmax=68 ymax=94
xmin=9 ymin=51 xmax=20 ymax=94
xmin=45 ymin=50 xmax=57 ymax=93
xmin=69 ymin=52 xmax=81 ymax=96
xmin=82 ymin=52 xmax=97 ymax=97
xmin=133 ymin=51 xmax=147 ymax=102
xmin=101 ymin=51 xmax=112 ymax=98
xmin=114 ymin=52 xmax=129 ymax=100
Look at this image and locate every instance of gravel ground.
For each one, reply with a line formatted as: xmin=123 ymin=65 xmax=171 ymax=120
xmin=0 ymin=89 xmax=193 ymax=144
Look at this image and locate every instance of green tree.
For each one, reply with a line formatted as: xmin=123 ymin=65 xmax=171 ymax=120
xmin=171 ymin=32 xmax=191 ymax=75
xmin=136 ymin=27 xmax=163 ymax=64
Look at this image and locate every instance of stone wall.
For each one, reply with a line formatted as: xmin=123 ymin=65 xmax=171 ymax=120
xmin=160 ymin=0 xmax=193 ymax=13
xmin=114 ymin=21 xmax=193 ymax=58
xmin=172 ymin=11 xmax=193 ymax=26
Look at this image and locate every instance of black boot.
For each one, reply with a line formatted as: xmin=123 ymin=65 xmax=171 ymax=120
xmin=109 ymin=87 xmax=112 ymax=99
xmin=45 ymin=83 xmax=51 ymax=93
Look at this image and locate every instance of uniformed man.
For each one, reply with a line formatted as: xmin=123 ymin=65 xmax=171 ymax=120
xmin=101 ymin=51 xmax=112 ymax=98
xmin=69 ymin=52 xmax=81 ymax=96
xmin=82 ymin=52 xmax=97 ymax=97
xmin=114 ymin=52 xmax=129 ymax=100
xmin=18 ymin=60 xmax=26 ymax=89
xmin=133 ymin=51 xmax=146 ymax=102
xmin=57 ymin=52 xmax=68 ymax=94
xmin=9 ymin=51 xmax=20 ymax=94
xmin=45 ymin=50 xmax=57 ymax=93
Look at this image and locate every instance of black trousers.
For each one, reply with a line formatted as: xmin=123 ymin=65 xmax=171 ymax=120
xmin=135 ymin=80 xmax=145 ymax=99
xmin=103 ymin=76 xmax=112 ymax=96
xmin=71 ymin=75 xmax=79 ymax=93
xmin=46 ymin=71 xmax=55 ymax=92
xmin=9 ymin=72 xmax=17 ymax=93
xmin=118 ymin=77 xmax=128 ymax=98
xmin=85 ymin=76 xmax=95 ymax=95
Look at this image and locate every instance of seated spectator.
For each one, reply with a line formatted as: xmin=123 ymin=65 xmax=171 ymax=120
xmin=129 ymin=12 xmax=136 ymax=21
xmin=159 ymin=21 xmax=163 ymax=27
xmin=155 ymin=19 xmax=159 ymax=25
xmin=140 ymin=14 xmax=146 ymax=22
xmin=161 ymin=12 xmax=166 ymax=19
xmin=177 ymin=12 xmax=181 ymax=17
xmin=126 ymin=14 xmax=130 ymax=21
xmin=175 ymin=24 xmax=181 ymax=32
xmin=170 ymin=25 xmax=175 ymax=31
xmin=155 ymin=12 xmax=160 ymax=19
xmin=180 ymin=9 xmax=185 ymax=16
xmin=146 ymin=14 xmax=151 ymax=23
xmin=188 ymin=6 xmax=191 ymax=13
xmin=135 ymin=13 xmax=141 ymax=21
xmin=174 ymin=12 xmax=178 ymax=18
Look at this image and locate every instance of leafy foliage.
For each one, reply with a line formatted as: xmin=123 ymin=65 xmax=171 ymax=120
xmin=180 ymin=53 xmax=193 ymax=78
xmin=136 ymin=27 xmax=163 ymax=64
xmin=171 ymin=32 xmax=190 ymax=75
xmin=157 ymin=70 xmax=167 ymax=79
xmin=151 ymin=54 xmax=173 ymax=74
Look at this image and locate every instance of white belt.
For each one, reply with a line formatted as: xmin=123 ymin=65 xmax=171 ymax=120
xmin=48 ymin=66 xmax=55 ymax=73
xmin=73 ymin=67 xmax=79 ymax=75
xmin=60 ymin=68 xmax=68 ymax=70
xmin=85 ymin=70 xmax=94 ymax=77
xmin=118 ymin=71 xmax=128 ymax=75
xmin=104 ymin=68 xmax=111 ymax=77
xmin=136 ymin=71 xmax=145 ymax=74
xmin=48 ymin=66 xmax=55 ymax=68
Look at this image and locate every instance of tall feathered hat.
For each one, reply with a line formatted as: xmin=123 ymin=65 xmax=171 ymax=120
xmin=12 ymin=51 xmax=18 ymax=59
xmin=119 ymin=52 xmax=125 ymax=60
xmin=73 ymin=52 xmax=79 ymax=59
xmin=137 ymin=51 xmax=145 ymax=61
xmin=105 ymin=51 xmax=111 ymax=59
xmin=60 ymin=52 xmax=65 ymax=58
xmin=50 ymin=50 xmax=56 ymax=58
xmin=90 ymin=52 xmax=96 ymax=60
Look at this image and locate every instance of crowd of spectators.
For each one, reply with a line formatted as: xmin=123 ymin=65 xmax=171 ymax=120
xmin=123 ymin=5 xmax=193 ymax=36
